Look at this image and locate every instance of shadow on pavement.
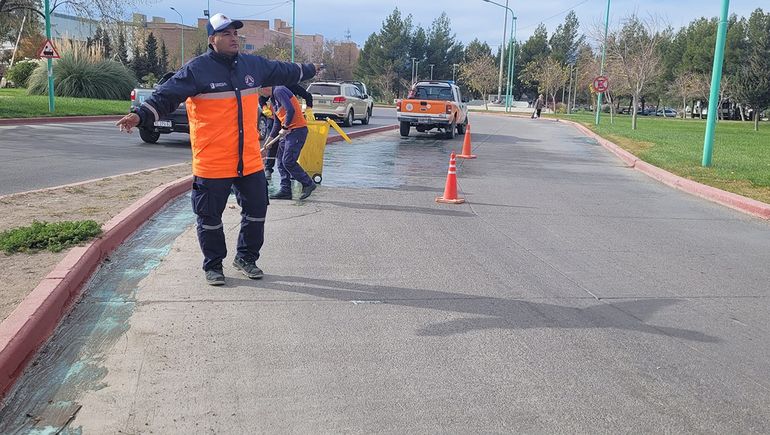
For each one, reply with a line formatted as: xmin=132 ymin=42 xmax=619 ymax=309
xmin=233 ymin=274 xmax=719 ymax=343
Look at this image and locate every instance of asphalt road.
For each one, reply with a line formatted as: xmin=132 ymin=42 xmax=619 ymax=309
xmin=3 ymin=114 xmax=769 ymax=432
xmin=0 ymin=107 xmax=396 ymax=196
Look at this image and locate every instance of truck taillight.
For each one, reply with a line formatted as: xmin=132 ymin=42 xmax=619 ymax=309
xmin=396 ymin=100 xmax=401 ymax=111
xmin=130 ymin=89 xmax=135 ymax=101
xmin=333 ymin=96 xmax=346 ymax=104
xmin=446 ymin=104 xmax=452 ymax=114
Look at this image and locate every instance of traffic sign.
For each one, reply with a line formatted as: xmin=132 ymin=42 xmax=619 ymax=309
xmin=38 ymin=39 xmax=60 ymax=59
xmin=593 ymin=75 xmax=609 ymax=93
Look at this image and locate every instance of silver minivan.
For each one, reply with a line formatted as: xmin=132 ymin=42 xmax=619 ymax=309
xmin=307 ymin=82 xmax=371 ymax=126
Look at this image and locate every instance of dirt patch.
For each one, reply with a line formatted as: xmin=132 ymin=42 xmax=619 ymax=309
xmin=0 ymin=163 xmax=192 ymax=322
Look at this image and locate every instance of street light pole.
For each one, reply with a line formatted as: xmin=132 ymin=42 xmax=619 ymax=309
xmin=44 ymin=0 xmax=54 ymax=112
xmin=702 ymin=0 xmax=730 ymax=167
xmin=483 ymin=0 xmax=515 ymax=112
xmin=505 ymin=16 xmax=516 ymax=112
xmin=488 ymin=0 xmax=508 ymax=103
xmin=452 ymin=64 xmax=458 ymax=82
xmin=411 ymin=57 xmax=416 ymax=83
xmin=170 ymin=7 xmax=184 ymax=67
xmin=595 ymin=0 xmax=611 ymax=125
xmin=429 ymin=64 xmax=434 ymax=80
xmin=291 ymin=0 xmax=296 ymax=62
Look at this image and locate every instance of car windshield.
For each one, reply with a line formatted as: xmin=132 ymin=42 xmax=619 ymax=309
xmin=308 ymin=84 xmax=341 ymax=96
xmin=414 ymin=86 xmax=453 ymax=101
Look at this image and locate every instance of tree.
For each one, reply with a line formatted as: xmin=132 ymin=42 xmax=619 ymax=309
xmin=355 ymin=8 xmax=413 ymax=97
xmin=253 ymin=36 xmax=307 ymax=62
xmin=159 ymin=40 xmax=168 ymax=74
xmin=425 ymin=12 xmax=464 ymax=81
xmin=518 ymin=24 xmax=551 ymax=98
xmin=549 ymin=11 xmax=583 ymax=65
xmin=459 ymin=55 xmax=497 ymax=108
xmin=116 ymin=28 xmax=128 ymax=64
xmin=464 ymin=38 xmax=492 ymax=61
xmin=669 ymin=72 xmax=699 ymax=118
xmin=734 ymin=8 xmax=770 ymax=131
xmin=320 ymin=40 xmax=357 ymax=81
xmin=520 ymin=56 xmax=568 ymax=111
xmin=0 ymin=0 xmax=144 ymax=22
xmin=144 ymin=32 xmax=160 ymax=77
xmin=130 ymin=44 xmax=148 ymax=83
xmin=606 ymin=15 xmax=665 ymax=130
xmin=102 ymin=29 xmax=112 ymax=60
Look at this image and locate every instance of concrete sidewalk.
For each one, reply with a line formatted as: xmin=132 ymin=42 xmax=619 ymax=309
xmin=3 ymin=116 xmax=770 ymax=432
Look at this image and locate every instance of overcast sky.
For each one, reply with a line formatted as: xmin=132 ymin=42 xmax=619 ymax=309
xmin=139 ymin=0 xmax=761 ymax=50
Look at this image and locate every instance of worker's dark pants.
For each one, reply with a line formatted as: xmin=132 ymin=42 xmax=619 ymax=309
xmin=191 ymin=171 xmax=268 ymax=271
xmin=276 ymin=127 xmax=312 ymax=191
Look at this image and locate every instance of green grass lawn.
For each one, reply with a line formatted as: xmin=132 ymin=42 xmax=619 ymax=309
xmin=551 ymin=112 xmax=770 ymax=204
xmin=0 ymin=88 xmax=129 ymax=118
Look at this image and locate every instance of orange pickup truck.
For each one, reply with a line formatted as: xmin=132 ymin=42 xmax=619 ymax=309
xmin=396 ymin=81 xmax=469 ymax=139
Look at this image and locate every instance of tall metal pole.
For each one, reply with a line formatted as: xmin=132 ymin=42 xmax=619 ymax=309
xmin=595 ymin=0 xmax=611 ymax=125
xmin=291 ymin=0 xmax=296 ymax=62
xmin=496 ymin=0 xmax=508 ymax=102
xmin=171 ymin=7 xmax=184 ymax=67
xmin=702 ymin=0 xmax=730 ymax=167
xmin=505 ymin=16 xmax=516 ymax=112
xmin=430 ymin=64 xmax=434 ymax=80
xmin=44 ymin=0 xmax=54 ymax=112
xmin=411 ymin=57 xmax=416 ymax=83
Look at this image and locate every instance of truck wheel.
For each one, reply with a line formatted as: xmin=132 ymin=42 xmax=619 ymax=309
xmin=361 ymin=108 xmax=371 ymax=125
xmin=445 ymin=121 xmax=456 ymax=139
xmin=457 ymin=122 xmax=466 ymax=135
xmin=343 ymin=109 xmax=354 ymax=127
xmin=139 ymin=128 xmax=160 ymax=144
xmin=399 ymin=121 xmax=410 ymax=137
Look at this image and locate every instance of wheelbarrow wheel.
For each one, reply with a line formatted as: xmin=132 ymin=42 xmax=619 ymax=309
xmin=313 ymin=174 xmax=322 ymax=184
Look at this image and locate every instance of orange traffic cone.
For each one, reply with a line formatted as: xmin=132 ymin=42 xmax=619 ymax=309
xmin=436 ymin=152 xmax=465 ymax=204
xmin=456 ymin=124 xmax=476 ymax=159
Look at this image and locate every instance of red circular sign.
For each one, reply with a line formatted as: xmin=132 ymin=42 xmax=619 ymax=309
xmin=593 ymin=76 xmax=609 ymax=93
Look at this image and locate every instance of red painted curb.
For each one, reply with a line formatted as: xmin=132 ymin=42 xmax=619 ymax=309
xmin=559 ymin=118 xmax=770 ymax=220
xmin=0 ymin=115 xmax=123 ymax=126
xmin=328 ymin=124 xmax=398 ymax=143
xmin=0 ymin=175 xmax=192 ymax=399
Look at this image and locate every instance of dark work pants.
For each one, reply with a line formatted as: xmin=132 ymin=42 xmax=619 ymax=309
xmin=276 ymin=126 xmax=312 ymax=190
xmin=191 ymin=171 xmax=268 ymax=271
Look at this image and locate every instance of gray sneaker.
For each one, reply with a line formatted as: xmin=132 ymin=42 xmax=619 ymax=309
xmin=233 ymin=257 xmax=264 ymax=279
xmin=205 ymin=268 xmax=225 ymax=286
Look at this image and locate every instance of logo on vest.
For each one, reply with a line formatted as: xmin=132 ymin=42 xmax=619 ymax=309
xmin=244 ymin=75 xmax=255 ymax=87
xmin=210 ymin=82 xmax=228 ymax=90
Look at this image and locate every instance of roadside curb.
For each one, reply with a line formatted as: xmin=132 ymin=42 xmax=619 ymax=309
xmin=0 ymin=122 xmax=399 ymax=400
xmin=0 ymin=175 xmax=192 ymax=399
xmin=330 ymin=124 xmax=397 ymax=142
xmin=0 ymin=115 xmax=123 ymax=126
xmin=558 ymin=118 xmax=770 ymax=220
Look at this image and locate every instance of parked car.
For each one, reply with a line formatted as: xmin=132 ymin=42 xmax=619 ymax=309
xmin=656 ymin=108 xmax=678 ymax=117
xmin=342 ymin=80 xmax=375 ymax=116
xmin=130 ymin=72 xmax=189 ymax=144
xmin=306 ymin=81 xmax=372 ymax=126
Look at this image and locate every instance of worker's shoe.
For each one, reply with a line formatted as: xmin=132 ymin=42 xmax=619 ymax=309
xmin=269 ymin=189 xmax=292 ymax=200
xmin=205 ymin=267 xmax=225 ymax=286
xmin=233 ymin=257 xmax=264 ymax=279
xmin=299 ymin=183 xmax=316 ymax=200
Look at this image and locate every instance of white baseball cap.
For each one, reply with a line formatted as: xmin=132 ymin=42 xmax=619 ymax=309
xmin=207 ymin=13 xmax=243 ymax=36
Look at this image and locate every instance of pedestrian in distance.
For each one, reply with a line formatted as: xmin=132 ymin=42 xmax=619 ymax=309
xmin=532 ymin=94 xmax=545 ymax=119
xmin=260 ymin=84 xmax=313 ymax=181
xmin=115 ymin=12 xmax=322 ymax=286
xmin=259 ymin=85 xmax=317 ymax=201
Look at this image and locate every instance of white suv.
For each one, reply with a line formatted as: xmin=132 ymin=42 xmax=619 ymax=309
xmin=307 ymin=82 xmax=372 ymax=126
